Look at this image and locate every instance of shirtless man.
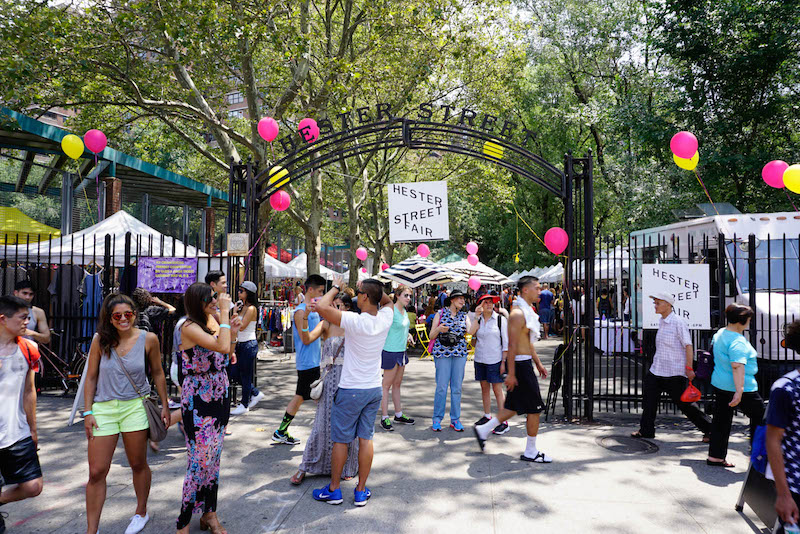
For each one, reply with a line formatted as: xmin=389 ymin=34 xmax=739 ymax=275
xmin=473 ymin=276 xmax=552 ymax=463
xmin=13 ymin=281 xmax=50 ymax=345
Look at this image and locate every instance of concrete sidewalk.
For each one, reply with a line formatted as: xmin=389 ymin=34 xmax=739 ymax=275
xmin=4 ymin=340 xmax=770 ymax=533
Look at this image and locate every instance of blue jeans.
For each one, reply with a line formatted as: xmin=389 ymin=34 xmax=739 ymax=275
xmin=433 ymin=356 xmax=467 ymax=423
xmin=230 ymin=340 xmax=260 ymax=406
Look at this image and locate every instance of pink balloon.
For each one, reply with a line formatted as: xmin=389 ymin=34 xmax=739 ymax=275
xmin=544 ymin=227 xmax=569 ymax=255
xmin=670 ymin=131 xmax=698 ymax=160
xmin=361 ymin=267 xmax=367 ymax=273
xmin=467 ymin=254 xmax=479 ymax=266
xmin=763 ymin=160 xmax=789 ymax=189
xmin=466 ymin=241 xmax=478 ymax=255
xmin=468 ymin=276 xmax=481 ymax=291
xmin=84 ymin=129 xmax=107 ymax=154
xmin=356 ymin=247 xmax=368 ymax=261
xmin=381 ymin=262 xmax=389 ymax=271
xmin=258 ymin=117 xmax=279 ymax=142
xmin=298 ymin=118 xmax=319 ymax=143
xmin=269 ymin=190 xmax=291 ymax=211
xmin=417 ymin=244 xmax=430 ymax=258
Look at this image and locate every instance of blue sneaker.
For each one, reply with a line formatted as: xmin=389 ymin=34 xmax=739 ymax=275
xmin=450 ymin=420 xmax=464 ymax=432
xmin=431 ymin=420 xmax=442 ymax=432
xmin=354 ymin=487 xmax=371 ymax=507
xmin=312 ymin=484 xmax=343 ymax=505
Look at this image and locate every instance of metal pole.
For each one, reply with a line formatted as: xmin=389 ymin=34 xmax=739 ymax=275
xmin=563 ymin=152 xmax=574 ymax=420
xmin=583 ymin=150 xmax=596 ymax=421
xmin=748 ymin=234 xmax=757 ymax=345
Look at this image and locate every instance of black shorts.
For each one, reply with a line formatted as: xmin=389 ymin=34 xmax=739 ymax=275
xmin=504 ymin=359 xmax=545 ymax=415
xmin=296 ymin=367 xmax=321 ymax=401
xmin=0 ymin=436 xmax=42 ymax=486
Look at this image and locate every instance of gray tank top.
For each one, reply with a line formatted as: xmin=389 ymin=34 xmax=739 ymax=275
xmin=23 ymin=307 xmax=36 ymax=341
xmin=94 ymin=330 xmax=151 ymax=403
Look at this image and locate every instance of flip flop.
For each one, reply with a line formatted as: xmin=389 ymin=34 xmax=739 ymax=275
xmin=290 ymin=470 xmax=306 ymax=485
xmin=706 ymin=459 xmax=735 ymax=467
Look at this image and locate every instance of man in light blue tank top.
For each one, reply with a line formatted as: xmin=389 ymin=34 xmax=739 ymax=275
xmin=273 ymin=274 xmax=327 ymax=445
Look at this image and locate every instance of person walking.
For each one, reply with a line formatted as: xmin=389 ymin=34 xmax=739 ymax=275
xmin=468 ymin=294 xmax=509 ymax=434
xmin=291 ymin=293 xmax=359 ymax=485
xmin=273 ymin=275 xmax=326 ymax=445
xmin=706 ymin=304 xmax=765 ymax=467
xmin=379 ymin=285 xmax=415 ymax=431
xmin=176 ymin=283 xmax=240 ymax=534
xmin=312 ymin=276 xmax=393 ymax=506
xmin=82 ymin=293 xmax=170 ymax=534
xmin=631 ymin=292 xmax=711 ymax=441
xmin=229 ymin=281 xmax=265 ymax=416
xmin=12 ymin=280 xmax=50 ymax=345
xmin=473 ymin=276 xmax=552 ymax=463
xmin=0 ymin=296 xmax=44 ymax=533
xmin=429 ymin=289 xmax=472 ymax=432
xmin=538 ymin=284 xmax=554 ymax=338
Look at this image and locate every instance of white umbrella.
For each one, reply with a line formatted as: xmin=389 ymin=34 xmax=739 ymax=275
xmin=443 ymin=259 xmax=513 ymax=286
xmin=377 ymin=255 xmax=463 ymax=288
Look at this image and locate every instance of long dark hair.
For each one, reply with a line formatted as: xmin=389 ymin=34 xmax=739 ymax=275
xmin=184 ymin=282 xmax=215 ymax=335
xmin=239 ymin=287 xmax=258 ymax=307
xmin=98 ymin=293 xmax=138 ymax=357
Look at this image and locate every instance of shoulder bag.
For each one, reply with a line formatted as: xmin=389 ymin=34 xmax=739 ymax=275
xmin=310 ymin=340 xmax=345 ymax=401
xmin=114 ymin=351 xmax=168 ymax=442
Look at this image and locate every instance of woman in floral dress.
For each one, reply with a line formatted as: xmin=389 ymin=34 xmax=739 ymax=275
xmin=176 ymin=283 xmax=240 ymax=534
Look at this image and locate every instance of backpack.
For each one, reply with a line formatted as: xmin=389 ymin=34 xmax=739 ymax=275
xmin=16 ymin=337 xmax=40 ymax=372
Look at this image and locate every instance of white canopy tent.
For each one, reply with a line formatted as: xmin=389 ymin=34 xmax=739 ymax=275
xmin=263 ymin=253 xmax=304 ymax=278
xmin=572 ymin=246 xmax=630 ymax=280
xmin=539 ymin=263 xmax=564 ymax=283
xmin=343 ymin=269 xmax=370 ymax=282
xmin=287 ymin=253 xmax=343 ymax=281
xmin=0 ymin=211 xmax=204 ymax=265
xmin=442 ymin=258 xmax=514 ymax=286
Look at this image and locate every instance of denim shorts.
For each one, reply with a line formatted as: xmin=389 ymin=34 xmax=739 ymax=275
xmin=474 ymin=361 xmax=503 ymax=383
xmin=331 ymin=387 xmax=382 ymax=443
xmin=538 ymin=308 xmax=553 ymax=324
xmin=381 ymin=350 xmax=408 ymax=370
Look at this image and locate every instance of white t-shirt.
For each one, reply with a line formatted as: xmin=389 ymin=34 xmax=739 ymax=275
xmin=338 ymin=307 xmax=394 ymax=389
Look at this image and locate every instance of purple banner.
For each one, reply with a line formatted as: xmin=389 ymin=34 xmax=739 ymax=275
xmin=137 ymin=257 xmax=198 ymax=294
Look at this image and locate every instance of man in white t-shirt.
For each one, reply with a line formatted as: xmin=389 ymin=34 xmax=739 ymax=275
xmin=312 ymin=276 xmax=393 ymax=507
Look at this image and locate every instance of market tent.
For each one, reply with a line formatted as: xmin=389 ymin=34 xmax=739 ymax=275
xmin=0 ymin=207 xmax=61 ymax=244
xmin=572 ymin=246 xmax=630 ymax=280
xmin=343 ymin=269 xmax=370 ymax=282
xmin=288 ymin=253 xmax=343 ymax=281
xmin=263 ymin=253 xmax=304 ymax=278
xmin=376 ymin=255 xmax=463 ymax=288
xmin=436 ymin=253 xmax=463 ymax=264
xmin=443 ymin=258 xmax=513 ymax=286
xmin=0 ymin=210 xmax=203 ymax=265
xmin=539 ymin=263 xmax=564 ymax=283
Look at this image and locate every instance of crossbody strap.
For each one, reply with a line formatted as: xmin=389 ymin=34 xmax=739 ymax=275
xmin=332 ymin=339 xmax=345 ymax=364
xmin=113 ymin=348 xmax=145 ymax=398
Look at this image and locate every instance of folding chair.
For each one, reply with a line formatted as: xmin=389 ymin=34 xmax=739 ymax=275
xmin=415 ymin=323 xmax=433 ymax=360
xmin=466 ymin=333 xmax=475 ymax=361
xmin=544 ymin=344 xmax=565 ymax=421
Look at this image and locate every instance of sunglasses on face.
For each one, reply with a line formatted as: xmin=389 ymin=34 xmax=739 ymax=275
xmin=356 ymin=289 xmax=365 ymax=296
xmin=203 ymin=292 xmax=219 ymax=303
xmin=111 ymin=311 xmax=135 ymax=322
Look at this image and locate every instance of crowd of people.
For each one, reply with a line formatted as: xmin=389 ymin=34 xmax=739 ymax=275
xmin=3 ymin=272 xmax=800 ymax=532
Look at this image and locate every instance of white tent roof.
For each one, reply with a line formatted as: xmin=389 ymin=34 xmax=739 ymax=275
xmin=343 ymin=269 xmax=370 ymax=282
xmin=572 ymin=246 xmax=630 ymax=280
xmin=263 ymin=253 xmax=304 ymax=278
xmin=0 ymin=211 xmax=204 ymax=265
xmin=288 ymin=253 xmax=343 ymax=281
xmin=539 ymin=263 xmax=564 ymax=283
xmin=443 ymin=259 xmax=513 ymax=286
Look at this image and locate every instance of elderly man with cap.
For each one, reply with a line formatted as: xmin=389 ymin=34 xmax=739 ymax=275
xmin=468 ymin=293 xmax=509 ymax=434
xmin=631 ymin=292 xmax=711 ymax=441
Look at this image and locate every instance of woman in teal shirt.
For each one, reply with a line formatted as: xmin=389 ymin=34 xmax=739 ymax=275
xmin=707 ymin=303 xmax=765 ymax=467
xmin=379 ymin=285 xmax=415 ymax=431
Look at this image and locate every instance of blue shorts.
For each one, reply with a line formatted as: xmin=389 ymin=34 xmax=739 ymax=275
xmin=331 ymin=387 xmax=382 ymax=443
xmin=381 ymin=350 xmax=408 ymax=370
xmin=474 ymin=361 xmax=504 ymax=383
xmin=538 ymin=308 xmax=553 ymax=323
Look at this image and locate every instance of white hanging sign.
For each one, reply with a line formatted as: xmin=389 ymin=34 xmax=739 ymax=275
xmin=387 ymin=181 xmax=449 ymax=243
xmin=642 ymin=263 xmax=711 ymax=329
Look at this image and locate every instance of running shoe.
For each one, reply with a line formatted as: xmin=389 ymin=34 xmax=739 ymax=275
xmin=380 ymin=417 xmax=394 ymax=431
xmin=0 ymin=511 xmax=6 ymax=534
xmin=272 ymin=430 xmax=301 ymax=445
xmin=248 ymin=391 xmax=266 ymax=408
xmin=230 ymin=403 xmax=249 ymax=416
xmin=492 ymin=422 xmax=509 ymax=435
xmin=393 ymin=414 xmax=415 ymax=425
xmin=475 ymin=416 xmax=491 ymax=426
xmin=168 ymin=399 xmax=181 ymax=409
xmin=354 ymin=487 xmax=372 ymax=507
xmin=312 ymin=484 xmax=343 ymax=505
xmin=431 ymin=420 xmax=442 ymax=432
xmin=450 ymin=420 xmax=464 ymax=432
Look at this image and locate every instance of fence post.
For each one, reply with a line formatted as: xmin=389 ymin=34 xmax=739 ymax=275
xmin=582 ymin=151 xmax=595 ymax=422
xmin=717 ymin=233 xmax=726 ymax=329
xmin=748 ymin=234 xmax=757 ymax=345
xmin=562 ymin=152 xmax=574 ymax=420
xmin=103 ymin=234 xmax=112 ymax=297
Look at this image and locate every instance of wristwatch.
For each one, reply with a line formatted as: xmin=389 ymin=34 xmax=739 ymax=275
xmin=332 ymin=285 xmax=341 ymax=291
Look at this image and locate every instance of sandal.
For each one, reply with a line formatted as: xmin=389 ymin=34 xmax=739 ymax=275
xmin=706 ymin=459 xmax=735 ymax=468
xmin=290 ymin=470 xmax=306 ymax=485
xmin=630 ymin=431 xmax=654 ymax=439
xmin=148 ymin=440 xmax=160 ymax=453
xmin=200 ymin=514 xmax=227 ymax=534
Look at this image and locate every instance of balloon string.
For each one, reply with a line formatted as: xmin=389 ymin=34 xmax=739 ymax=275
xmin=785 ymin=189 xmax=800 ymax=212
xmin=512 ymin=205 xmax=546 ymax=248
xmin=94 ymin=154 xmax=102 ymax=222
xmin=692 ymin=170 xmax=719 ymax=215
xmin=77 ymin=165 xmax=95 ymax=226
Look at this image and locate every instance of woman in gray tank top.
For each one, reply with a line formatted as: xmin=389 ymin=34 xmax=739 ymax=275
xmin=82 ymin=293 xmax=170 ymax=534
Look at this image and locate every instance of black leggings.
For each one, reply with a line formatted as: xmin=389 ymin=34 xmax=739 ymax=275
xmin=707 ymin=386 xmax=765 ymax=459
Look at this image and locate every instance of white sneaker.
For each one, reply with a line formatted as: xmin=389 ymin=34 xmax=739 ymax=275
xmin=230 ymin=403 xmax=249 ymax=416
xmin=248 ymin=391 xmax=266 ymax=408
xmin=124 ymin=513 xmax=149 ymax=534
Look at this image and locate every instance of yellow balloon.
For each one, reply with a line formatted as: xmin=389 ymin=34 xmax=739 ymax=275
xmin=61 ymin=134 xmax=84 ymax=160
xmin=784 ymin=164 xmax=800 ymax=194
xmin=483 ymin=139 xmax=504 ymax=160
xmin=268 ymin=166 xmax=289 ymax=189
xmin=673 ymin=151 xmax=699 ymax=171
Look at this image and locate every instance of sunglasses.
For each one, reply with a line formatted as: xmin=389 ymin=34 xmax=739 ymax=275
xmin=203 ymin=292 xmax=219 ymax=303
xmin=111 ymin=311 xmax=135 ymax=322
xmin=356 ymin=289 xmax=365 ymax=295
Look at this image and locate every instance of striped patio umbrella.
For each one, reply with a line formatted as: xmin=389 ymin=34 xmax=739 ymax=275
xmin=443 ymin=259 xmax=514 ymax=286
xmin=376 ymin=255 xmax=464 ymax=288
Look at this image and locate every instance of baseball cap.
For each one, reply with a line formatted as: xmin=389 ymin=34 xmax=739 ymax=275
xmin=649 ymin=292 xmax=674 ymax=306
xmin=240 ymin=281 xmax=257 ymax=293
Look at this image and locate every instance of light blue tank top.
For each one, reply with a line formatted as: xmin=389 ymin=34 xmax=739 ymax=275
xmin=383 ymin=307 xmax=410 ymax=352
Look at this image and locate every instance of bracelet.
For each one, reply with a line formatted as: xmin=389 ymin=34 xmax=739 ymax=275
xmin=333 ymin=285 xmax=341 ymax=291
xmin=219 ymin=324 xmax=231 ymax=330
xmin=301 ymin=327 xmax=309 ymax=332
xmin=685 ymin=366 xmax=693 ymax=370
xmin=83 ymin=410 xmax=93 ymax=416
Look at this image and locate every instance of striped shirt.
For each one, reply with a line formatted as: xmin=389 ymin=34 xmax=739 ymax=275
xmin=650 ymin=312 xmax=691 ymax=378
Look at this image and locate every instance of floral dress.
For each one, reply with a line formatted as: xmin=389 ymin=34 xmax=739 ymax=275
xmin=177 ymin=343 xmax=230 ymax=530
xmin=432 ymin=307 xmax=468 ymax=359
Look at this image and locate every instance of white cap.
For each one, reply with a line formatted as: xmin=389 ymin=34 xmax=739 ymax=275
xmin=649 ymin=292 xmax=675 ymax=306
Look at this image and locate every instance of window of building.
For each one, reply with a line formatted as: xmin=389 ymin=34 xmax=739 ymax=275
xmin=227 ymin=92 xmax=244 ymax=104
xmin=228 ymin=110 xmax=244 ymax=119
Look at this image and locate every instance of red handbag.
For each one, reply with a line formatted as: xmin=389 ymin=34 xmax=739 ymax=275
xmin=680 ymin=381 xmax=702 ymax=403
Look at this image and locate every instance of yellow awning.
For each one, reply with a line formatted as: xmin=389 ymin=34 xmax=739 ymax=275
xmin=0 ymin=207 xmax=61 ymax=245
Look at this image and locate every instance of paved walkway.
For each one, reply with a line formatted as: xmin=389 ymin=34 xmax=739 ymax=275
xmin=5 ymin=340 xmax=770 ymax=533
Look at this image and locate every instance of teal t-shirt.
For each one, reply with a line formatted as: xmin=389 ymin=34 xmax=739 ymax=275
xmin=292 ymin=303 xmax=321 ymax=371
xmin=711 ymin=328 xmax=759 ymax=392
xmin=383 ymin=307 xmax=410 ymax=352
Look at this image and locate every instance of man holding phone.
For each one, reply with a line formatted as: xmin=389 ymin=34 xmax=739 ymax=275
xmin=273 ymin=274 xmax=327 ymax=445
